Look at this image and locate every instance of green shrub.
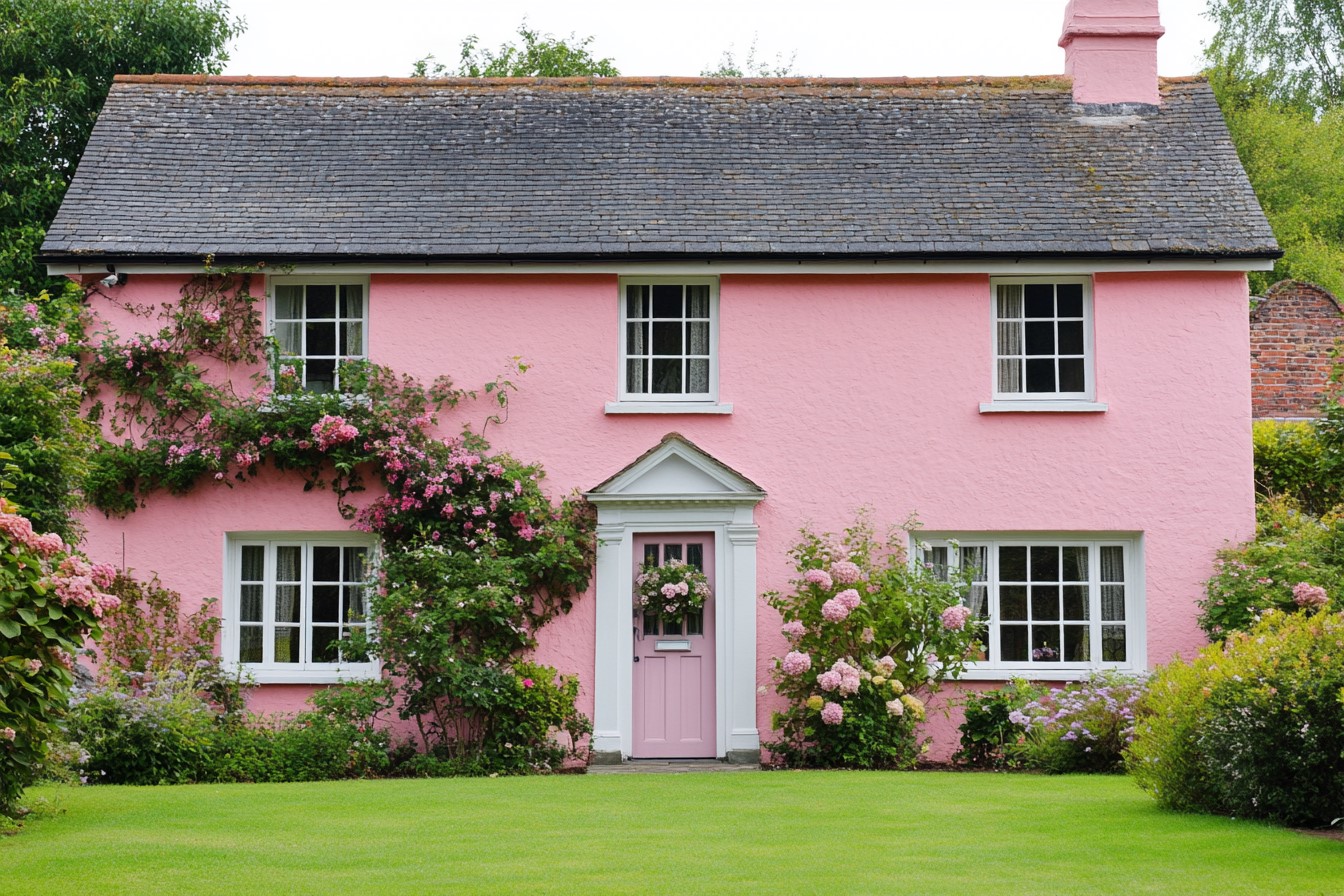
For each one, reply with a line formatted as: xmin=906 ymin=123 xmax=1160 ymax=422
xmin=1200 ymin=495 xmax=1344 ymax=638
xmin=954 ymin=680 xmax=1046 ymax=768
xmin=1010 ymin=673 xmax=1145 ymax=774
xmin=1253 ymin=419 xmax=1340 ymax=515
xmin=1129 ymin=608 xmax=1344 ymax=827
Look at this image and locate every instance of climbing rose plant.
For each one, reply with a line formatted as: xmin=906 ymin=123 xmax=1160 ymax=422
xmin=0 ymin=500 xmax=119 ymax=819
xmin=766 ymin=515 xmax=980 ymax=769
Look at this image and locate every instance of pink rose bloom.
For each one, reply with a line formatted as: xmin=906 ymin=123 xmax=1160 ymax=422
xmin=1292 ymin=582 xmax=1329 ymax=609
xmin=521 ymin=678 xmax=535 ymax=688
xmin=821 ymin=598 xmax=850 ymax=622
xmin=781 ymin=650 xmax=812 ymax=676
xmin=830 ymin=560 xmax=862 ymax=585
xmin=941 ymin=604 xmax=974 ymax=631
xmin=820 ymin=702 xmax=844 ymax=725
xmin=781 ymin=619 xmax=806 ymax=639
xmin=817 ymin=670 xmax=842 ymax=691
xmin=836 ymin=588 xmax=861 ymax=610
xmin=803 ymin=568 xmax=833 ymax=589
xmin=1 ymin=727 xmax=14 ymax=741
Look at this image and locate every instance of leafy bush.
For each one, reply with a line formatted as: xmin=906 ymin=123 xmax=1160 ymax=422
xmin=954 ymin=680 xmax=1046 ymax=769
xmin=1010 ymin=673 xmax=1145 ymax=774
xmin=765 ymin=515 xmax=980 ymax=769
xmin=1200 ymin=496 xmax=1344 ymax=638
xmin=1129 ymin=608 xmax=1344 ymax=827
xmin=1253 ymin=420 xmax=1340 ymax=515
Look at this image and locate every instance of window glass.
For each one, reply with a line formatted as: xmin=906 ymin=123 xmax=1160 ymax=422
xmin=621 ymin=281 xmax=716 ymax=399
xmin=993 ymin=280 xmax=1090 ymax=399
xmin=272 ymin=282 xmax=367 ymax=392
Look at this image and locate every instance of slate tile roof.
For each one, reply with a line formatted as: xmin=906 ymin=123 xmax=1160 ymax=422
xmin=41 ymin=75 xmax=1279 ymax=264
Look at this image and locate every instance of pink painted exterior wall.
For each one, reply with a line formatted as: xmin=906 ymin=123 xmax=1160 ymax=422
xmin=77 ymin=268 xmax=1255 ymax=754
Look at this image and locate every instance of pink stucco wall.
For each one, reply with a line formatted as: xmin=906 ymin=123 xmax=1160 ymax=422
xmin=77 ymin=268 xmax=1254 ymax=754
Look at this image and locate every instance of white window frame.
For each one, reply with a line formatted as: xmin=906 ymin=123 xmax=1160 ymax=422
xmin=222 ymin=532 xmax=379 ymax=684
xmin=606 ymin=276 xmax=731 ymax=414
xmin=980 ymin=276 xmax=1107 ymax=413
xmin=917 ymin=533 xmax=1144 ymax=680
xmin=268 ymin=276 xmax=370 ymax=393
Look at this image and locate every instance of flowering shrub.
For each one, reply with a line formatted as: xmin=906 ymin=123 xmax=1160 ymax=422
xmin=765 ymin=515 xmax=980 ymax=769
xmin=634 ymin=558 xmax=710 ymax=619
xmin=1129 ymin=609 xmax=1344 ymax=827
xmin=1009 ymin=673 xmax=1145 ymax=774
xmin=954 ymin=679 xmax=1046 ymax=769
xmin=1200 ymin=496 xmax=1344 ymax=639
xmin=0 ymin=501 xmax=118 ymax=819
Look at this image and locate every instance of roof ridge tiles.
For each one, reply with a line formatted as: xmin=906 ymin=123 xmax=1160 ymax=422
xmin=114 ymin=73 xmax=1085 ymax=90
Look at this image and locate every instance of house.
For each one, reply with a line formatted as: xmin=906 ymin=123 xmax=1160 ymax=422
xmin=42 ymin=0 xmax=1278 ymax=763
xmin=1250 ymin=281 xmax=1344 ymax=419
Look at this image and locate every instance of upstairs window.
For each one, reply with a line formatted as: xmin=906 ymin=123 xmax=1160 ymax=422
xmin=992 ymin=278 xmax=1093 ymax=401
xmin=271 ymin=280 xmax=367 ymax=393
xmin=620 ymin=279 xmax=718 ymax=402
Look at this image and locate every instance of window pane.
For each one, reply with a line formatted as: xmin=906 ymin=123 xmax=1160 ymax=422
xmin=275 ymin=585 xmax=301 ymax=623
xmin=687 ymin=359 xmax=709 ymax=393
xmin=306 ymin=359 xmax=336 ymax=393
xmin=1024 ymin=284 xmax=1054 ymax=317
xmin=240 ymin=584 xmax=263 ymax=622
xmin=651 ymin=358 xmax=681 ymax=393
xmin=626 ymin=284 xmax=649 ymax=318
xmin=1100 ymin=546 xmax=1125 ymax=582
xmin=662 ymin=617 xmax=683 ymax=635
xmin=651 ymin=285 xmax=681 ymax=317
xmin=651 ymin=321 xmax=682 ymax=355
xmin=643 ymin=613 xmax=659 ymax=636
xmin=663 ymin=544 xmax=683 ymax=562
xmin=306 ymin=285 xmax=337 ymax=318
xmin=344 ymin=548 xmax=367 ymax=583
xmin=1031 ymin=585 xmax=1060 ymax=620
xmin=1025 ymin=358 xmax=1056 ymax=392
xmin=275 ymin=285 xmax=303 ymax=319
xmin=241 ymin=545 xmax=265 ymax=581
xmin=686 ymin=543 xmax=704 ymax=571
xmin=276 ymin=546 xmax=301 ymax=581
xmin=1000 ymin=625 xmax=1028 ymax=661
xmin=346 ymin=585 xmax=366 ymax=618
xmin=997 ymin=357 xmax=1022 ymax=394
xmin=312 ymin=626 xmax=339 ymax=662
xmin=340 ymin=285 xmax=364 ymax=319
xmin=239 ymin=625 xmax=263 ymax=663
xmin=687 ymin=321 xmax=709 ymax=355
xmin=996 ymin=284 xmax=1023 ymax=318
xmin=686 ymin=285 xmax=710 ymax=318
xmin=341 ymin=322 xmax=364 ymax=356
xmin=306 ymin=321 xmax=336 ymax=356
xmin=1059 ymin=359 xmax=1085 ymax=392
xmin=997 ymin=320 xmax=1022 ymax=354
xmin=1024 ymin=321 xmax=1055 ymax=355
xmin=626 ymin=321 xmax=648 ymax=355
xmin=312 ymin=585 xmax=340 ymax=623
xmin=1000 ymin=585 xmax=1028 ymax=620
xmin=1062 ymin=585 xmax=1089 ymax=620
xmin=1102 ymin=625 xmax=1127 ymax=661
xmin=1030 ymin=546 xmax=1059 ymax=581
xmin=1031 ymin=626 xmax=1061 ymax=661
xmin=626 ymin=358 xmax=646 ymax=394
xmin=643 ymin=544 xmax=660 ymax=565
xmin=686 ymin=611 xmax=703 ymax=635
xmin=1000 ymin=547 xmax=1027 ymax=581
xmin=1101 ymin=585 xmax=1126 ymax=621
xmin=1058 ymin=320 xmax=1085 ymax=355
xmin=274 ymin=322 xmax=301 ymax=355
xmin=1062 ymin=546 xmax=1088 ymax=581
xmin=1064 ymin=625 xmax=1090 ymax=661
xmin=274 ymin=627 xmax=300 ymax=663
xmin=1056 ymin=284 xmax=1083 ymax=316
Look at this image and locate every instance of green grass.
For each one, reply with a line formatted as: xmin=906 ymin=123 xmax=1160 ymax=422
xmin=3 ymin=772 xmax=1340 ymax=895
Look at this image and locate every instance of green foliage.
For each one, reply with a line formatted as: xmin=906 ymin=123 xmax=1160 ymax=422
xmin=1130 ymin=608 xmax=1344 ymax=827
xmin=0 ymin=0 xmax=240 ymax=295
xmin=1252 ymin=418 xmax=1339 ymax=513
xmin=1011 ymin=673 xmax=1145 ymax=774
xmin=953 ymin=679 xmax=1045 ymax=768
xmin=413 ymin=21 xmax=618 ymax=78
xmin=1200 ymin=495 xmax=1344 ymax=638
xmin=1206 ymin=0 xmax=1344 ymax=113
xmin=700 ymin=39 xmax=800 ymax=78
xmin=764 ymin=515 xmax=981 ymax=769
xmin=0 ymin=501 xmax=117 ymax=819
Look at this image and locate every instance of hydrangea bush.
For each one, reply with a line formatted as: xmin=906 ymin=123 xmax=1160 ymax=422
xmin=0 ymin=501 xmax=119 ymax=820
xmin=765 ymin=515 xmax=980 ymax=768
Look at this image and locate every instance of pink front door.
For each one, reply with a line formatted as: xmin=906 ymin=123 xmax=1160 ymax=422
xmin=631 ymin=533 xmax=716 ymax=758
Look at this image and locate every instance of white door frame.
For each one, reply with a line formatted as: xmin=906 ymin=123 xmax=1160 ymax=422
xmin=585 ymin=435 xmax=765 ymax=763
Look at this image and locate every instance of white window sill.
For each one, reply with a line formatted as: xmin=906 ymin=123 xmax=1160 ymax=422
xmin=234 ymin=664 xmax=380 ymax=685
xmin=605 ymin=401 xmax=734 ymax=415
xmin=958 ymin=664 xmax=1138 ymax=682
xmin=979 ymin=400 xmax=1108 ymax=414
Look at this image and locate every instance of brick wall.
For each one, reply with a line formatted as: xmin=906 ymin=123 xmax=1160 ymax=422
xmin=1250 ymin=280 xmax=1344 ymax=419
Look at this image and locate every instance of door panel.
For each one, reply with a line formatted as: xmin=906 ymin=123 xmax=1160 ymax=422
xmin=631 ymin=533 xmax=716 ymax=758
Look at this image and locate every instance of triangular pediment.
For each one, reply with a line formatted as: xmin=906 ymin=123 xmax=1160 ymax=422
xmin=587 ymin=433 xmax=765 ymax=504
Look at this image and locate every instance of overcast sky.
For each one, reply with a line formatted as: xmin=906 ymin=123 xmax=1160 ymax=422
xmin=220 ymin=0 xmax=1216 ymax=80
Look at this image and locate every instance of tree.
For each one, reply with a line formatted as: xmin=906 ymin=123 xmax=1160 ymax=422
xmin=0 ymin=0 xmax=240 ymax=296
xmin=701 ymin=38 xmax=800 ymax=78
xmin=1206 ymin=0 xmax=1344 ymax=113
xmin=413 ymin=21 xmax=618 ymax=78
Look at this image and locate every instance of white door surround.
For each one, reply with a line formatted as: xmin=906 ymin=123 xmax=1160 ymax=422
xmin=585 ymin=433 xmax=766 ymax=764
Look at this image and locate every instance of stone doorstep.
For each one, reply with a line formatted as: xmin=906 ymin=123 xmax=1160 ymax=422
xmin=586 ymin=759 xmax=761 ymax=774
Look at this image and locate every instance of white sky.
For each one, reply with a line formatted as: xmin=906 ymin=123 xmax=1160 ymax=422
xmin=221 ymin=0 xmax=1216 ymax=80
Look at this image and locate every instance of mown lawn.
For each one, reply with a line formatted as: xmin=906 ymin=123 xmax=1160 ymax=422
xmin=3 ymin=771 xmax=1340 ymax=895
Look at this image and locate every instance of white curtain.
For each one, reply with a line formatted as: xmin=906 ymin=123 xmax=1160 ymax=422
xmin=996 ymin=284 xmax=1023 ymax=393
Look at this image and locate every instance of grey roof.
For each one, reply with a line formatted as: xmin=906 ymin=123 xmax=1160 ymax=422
xmin=41 ymin=75 xmax=1279 ymax=264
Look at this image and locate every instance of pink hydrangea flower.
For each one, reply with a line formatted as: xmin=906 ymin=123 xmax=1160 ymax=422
xmin=781 ymin=619 xmax=805 ymax=639
xmin=1293 ymin=582 xmax=1329 ymax=609
xmin=821 ymin=598 xmax=850 ymax=622
xmin=830 ymin=560 xmax=862 ymax=584
xmin=875 ymin=655 xmax=897 ymax=676
xmin=803 ymin=568 xmax=833 ymax=589
xmin=835 ymin=588 xmax=861 ymax=610
xmin=941 ymin=604 xmax=973 ymax=631
xmin=820 ymin=702 xmax=844 ymax=725
xmin=885 ymin=698 xmax=905 ymax=717
xmin=781 ymin=650 xmax=812 ymax=676
xmin=817 ymin=670 xmax=842 ymax=691
xmin=829 ymin=659 xmax=861 ymax=696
